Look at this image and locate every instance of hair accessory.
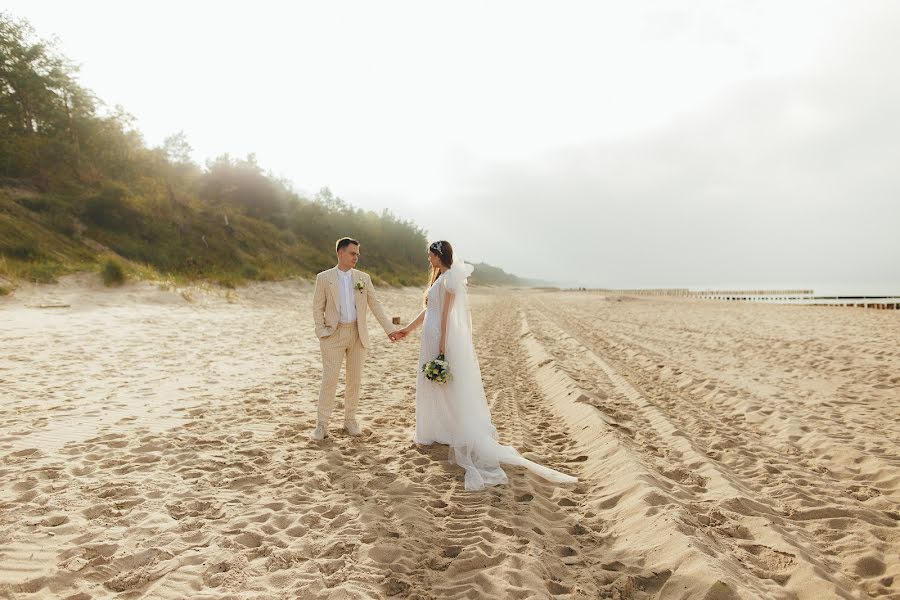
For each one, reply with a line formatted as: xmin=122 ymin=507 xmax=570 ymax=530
xmin=430 ymin=241 xmax=443 ymax=254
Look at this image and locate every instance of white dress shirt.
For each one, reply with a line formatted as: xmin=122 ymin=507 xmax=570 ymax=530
xmin=337 ymin=268 xmax=358 ymax=323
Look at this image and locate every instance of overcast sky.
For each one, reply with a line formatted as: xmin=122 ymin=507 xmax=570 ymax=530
xmin=7 ymin=1 xmax=899 ymax=291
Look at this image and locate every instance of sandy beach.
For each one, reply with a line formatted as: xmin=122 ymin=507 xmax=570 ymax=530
xmin=1 ymin=277 xmax=898 ymax=599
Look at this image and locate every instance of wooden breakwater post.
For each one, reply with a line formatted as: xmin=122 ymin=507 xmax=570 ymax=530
xmin=576 ymin=288 xmax=900 ymax=310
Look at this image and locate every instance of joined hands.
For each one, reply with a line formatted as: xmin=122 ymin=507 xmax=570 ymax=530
xmin=388 ymin=329 xmax=409 ymax=342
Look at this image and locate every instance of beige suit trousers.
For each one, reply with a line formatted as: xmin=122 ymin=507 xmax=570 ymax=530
xmin=317 ymin=322 xmax=366 ymax=425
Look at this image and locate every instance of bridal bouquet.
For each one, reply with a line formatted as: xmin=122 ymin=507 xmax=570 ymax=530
xmin=422 ymin=354 xmax=451 ymax=384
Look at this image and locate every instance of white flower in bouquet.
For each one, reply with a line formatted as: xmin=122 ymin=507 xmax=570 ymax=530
xmin=422 ymin=353 xmax=451 ymax=384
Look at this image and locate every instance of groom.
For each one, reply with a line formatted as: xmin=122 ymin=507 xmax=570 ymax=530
xmin=310 ymin=237 xmax=399 ymax=441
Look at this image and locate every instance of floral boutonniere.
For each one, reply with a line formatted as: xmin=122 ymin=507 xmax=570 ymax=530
xmin=355 ymin=281 xmax=365 ymax=293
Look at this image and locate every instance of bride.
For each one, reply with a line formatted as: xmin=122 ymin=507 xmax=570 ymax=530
xmin=394 ymin=240 xmax=577 ymax=491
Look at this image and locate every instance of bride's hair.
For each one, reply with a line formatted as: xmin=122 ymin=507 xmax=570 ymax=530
xmin=424 ymin=240 xmax=453 ymax=305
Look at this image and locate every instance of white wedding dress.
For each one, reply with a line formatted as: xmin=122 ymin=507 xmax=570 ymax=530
xmin=415 ymin=259 xmax=578 ymax=491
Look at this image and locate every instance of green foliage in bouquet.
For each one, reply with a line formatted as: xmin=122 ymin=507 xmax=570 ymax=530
xmin=422 ymin=354 xmax=451 ymax=384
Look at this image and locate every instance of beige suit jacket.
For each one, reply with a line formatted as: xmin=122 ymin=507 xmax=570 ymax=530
xmin=312 ymin=267 xmax=393 ymax=348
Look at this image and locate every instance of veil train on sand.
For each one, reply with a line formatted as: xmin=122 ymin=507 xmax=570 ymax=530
xmin=438 ymin=259 xmax=577 ymax=491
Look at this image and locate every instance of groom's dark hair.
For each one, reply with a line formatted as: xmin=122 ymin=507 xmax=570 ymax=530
xmin=336 ymin=237 xmax=360 ymax=252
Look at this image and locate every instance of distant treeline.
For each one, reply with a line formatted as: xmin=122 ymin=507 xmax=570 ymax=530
xmin=466 ymin=261 xmax=551 ymax=288
xmin=0 ymin=12 xmax=480 ymax=288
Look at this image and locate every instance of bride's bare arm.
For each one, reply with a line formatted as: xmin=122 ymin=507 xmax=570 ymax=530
xmin=439 ymin=290 xmax=455 ymax=354
xmin=399 ymin=309 xmax=426 ymax=337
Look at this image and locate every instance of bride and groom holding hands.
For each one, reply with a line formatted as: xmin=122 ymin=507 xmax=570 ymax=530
xmin=311 ymin=237 xmax=576 ymax=491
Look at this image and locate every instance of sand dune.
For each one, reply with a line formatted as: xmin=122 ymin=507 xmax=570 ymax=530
xmin=1 ymin=278 xmax=897 ymax=599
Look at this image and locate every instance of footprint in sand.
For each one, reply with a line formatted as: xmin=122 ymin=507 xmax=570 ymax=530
xmin=546 ymin=580 xmax=572 ymax=595
xmin=740 ymin=544 xmax=796 ymax=584
xmin=854 ymin=555 xmax=886 ymax=578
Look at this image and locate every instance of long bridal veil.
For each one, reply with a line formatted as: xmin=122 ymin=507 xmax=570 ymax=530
xmin=441 ymin=259 xmax=578 ymax=491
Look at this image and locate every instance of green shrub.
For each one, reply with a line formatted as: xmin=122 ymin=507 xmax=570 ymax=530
xmin=0 ymin=286 xmax=11 ymax=296
xmin=47 ymin=211 xmax=78 ymax=237
xmin=22 ymin=261 xmax=63 ymax=283
xmin=15 ymin=196 xmax=53 ymax=212
xmin=101 ymin=259 xmax=126 ymax=286
xmin=2 ymin=237 xmax=42 ymax=260
xmin=82 ymin=183 xmax=141 ymax=231
xmin=241 ymin=264 xmax=261 ymax=280
xmin=215 ymin=272 xmax=239 ymax=288
xmin=256 ymin=266 xmax=279 ymax=281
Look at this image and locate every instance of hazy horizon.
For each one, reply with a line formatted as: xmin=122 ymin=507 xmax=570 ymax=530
xmin=559 ymin=282 xmax=900 ymax=295
xmin=6 ymin=1 xmax=899 ymax=290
